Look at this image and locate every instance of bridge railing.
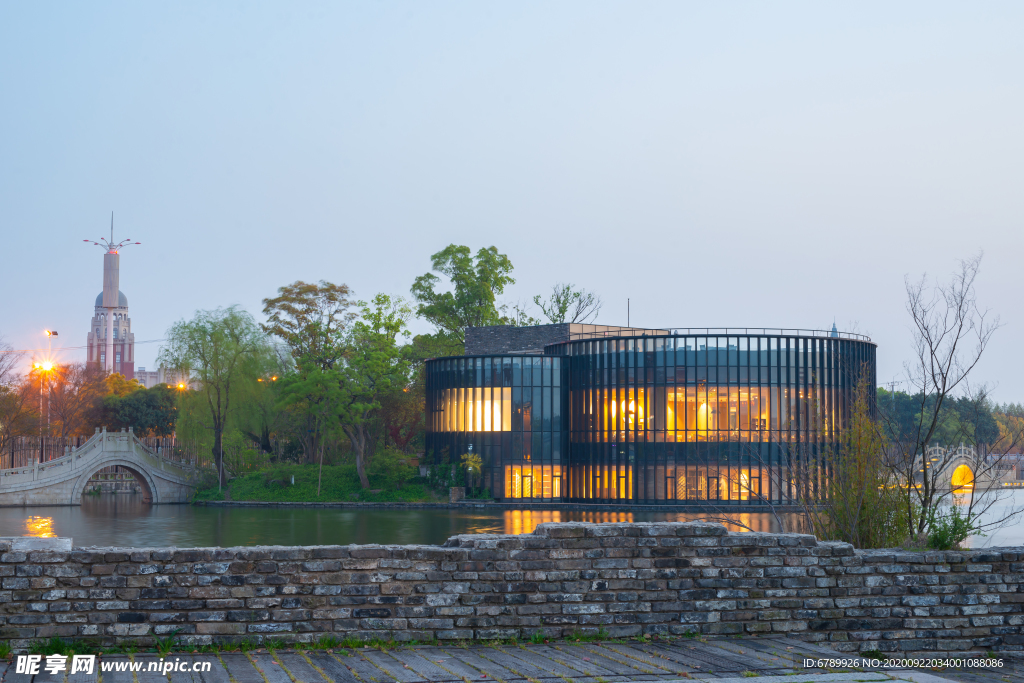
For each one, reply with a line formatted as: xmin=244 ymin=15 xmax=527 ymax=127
xmin=3 ymin=433 xmax=277 ymax=476
xmin=2 ymin=435 xmax=97 ymax=469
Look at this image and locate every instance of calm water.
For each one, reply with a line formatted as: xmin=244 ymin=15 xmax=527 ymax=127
xmin=2 ymin=493 xmax=1022 ymax=547
xmin=2 ymin=495 xmax=796 ymax=547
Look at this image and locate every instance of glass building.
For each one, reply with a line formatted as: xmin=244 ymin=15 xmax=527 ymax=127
xmin=425 ymin=326 xmax=875 ymax=505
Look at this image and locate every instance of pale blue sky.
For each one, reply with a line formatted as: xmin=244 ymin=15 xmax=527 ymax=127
xmin=1 ymin=2 xmax=1022 ymax=400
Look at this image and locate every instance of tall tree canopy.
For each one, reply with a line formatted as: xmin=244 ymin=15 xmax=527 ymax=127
xmin=262 ymin=280 xmax=355 ymax=370
xmin=410 ymin=245 xmax=515 ymax=349
xmin=159 ymin=306 xmax=267 ymax=487
xmin=262 ymin=280 xmax=356 ymax=463
xmin=336 ymin=294 xmax=413 ymax=488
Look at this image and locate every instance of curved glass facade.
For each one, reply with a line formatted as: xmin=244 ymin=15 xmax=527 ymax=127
xmin=425 ymin=330 xmax=876 ymax=505
xmin=426 ymin=355 xmax=568 ymax=500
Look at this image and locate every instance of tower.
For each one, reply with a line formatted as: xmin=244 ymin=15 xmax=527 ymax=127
xmin=84 ymin=215 xmax=141 ymax=377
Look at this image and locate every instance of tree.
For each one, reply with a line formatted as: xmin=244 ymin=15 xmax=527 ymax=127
xmin=262 ymin=280 xmax=355 ymax=370
xmin=533 ymin=283 xmax=602 ymax=324
xmin=276 ymin=363 xmax=347 ymax=494
xmin=0 ymin=336 xmax=35 ymax=456
xmin=337 ymin=294 xmax=412 ymax=488
xmin=377 ymin=380 xmax=423 ymax=454
xmin=235 ymin=345 xmax=291 ymax=455
xmin=879 ymin=255 xmax=1024 ymax=541
xmin=46 ymin=362 xmax=106 ymax=438
xmin=158 ymin=307 xmax=267 ymax=487
xmin=104 ymin=384 xmax=178 ymax=436
xmin=0 ymin=347 xmax=34 ymax=459
xmin=411 ymin=245 xmax=515 ymax=351
xmin=262 ymin=280 xmax=356 ymax=463
xmin=804 ymin=372 xmax=905 ymax=548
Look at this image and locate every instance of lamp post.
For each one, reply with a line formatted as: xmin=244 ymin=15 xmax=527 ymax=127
xmin=33 ymin=359 xmax=53 ymax=463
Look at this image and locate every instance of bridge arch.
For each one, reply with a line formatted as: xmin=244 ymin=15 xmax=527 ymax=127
xmin=71 ymin=458 xmax=159 ymax=505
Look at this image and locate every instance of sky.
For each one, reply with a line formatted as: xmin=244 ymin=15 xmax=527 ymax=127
xmin=1 ymin=2 xmax=1022 ymax=401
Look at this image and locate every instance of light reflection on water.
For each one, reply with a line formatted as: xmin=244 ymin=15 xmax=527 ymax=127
xmin=0 ymin=492 xmax=1019 ymax=548
xmin=24 ymin=516 xmax=55 ymax=538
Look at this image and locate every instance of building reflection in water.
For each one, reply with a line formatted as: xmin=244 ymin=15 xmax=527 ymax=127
xmin=502 ymin=509 xmax=796 ymax=536
xmin=25 ymin=516 xmax=56 ymax=537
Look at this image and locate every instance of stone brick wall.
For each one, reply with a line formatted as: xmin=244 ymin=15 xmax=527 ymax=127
xmin=465 ymin=324 xmax=571 ymax=355
xmin=2 ymin=522 xmax=1023 ymax=656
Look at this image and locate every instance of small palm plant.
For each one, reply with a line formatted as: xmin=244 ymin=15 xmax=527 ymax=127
xmin=461 ymin=452 xmax=483 ymax=495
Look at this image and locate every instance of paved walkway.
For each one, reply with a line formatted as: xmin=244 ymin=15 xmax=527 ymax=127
xmin=3 ymin=636 xmax=1019 ymax=683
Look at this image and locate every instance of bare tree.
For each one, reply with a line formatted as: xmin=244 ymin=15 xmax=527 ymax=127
xmin=0 ymin=337 xmax=37 ymax=462
xmin=0 ymin=335 xmax=20 ymax=388
xmin=533 ymin=283 xmax=602 ymax=324
xmin=47 ymin=362 xmax=107 ymax=438
xmin=880 ymin=254 xmax=1023 ymax=542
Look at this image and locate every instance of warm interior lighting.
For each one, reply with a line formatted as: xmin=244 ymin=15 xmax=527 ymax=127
xmin=438 ymin=387 xmax=512 ymax=432
xmin=951 ymin=464 xmax=974 ymax=492
xmin=505 ymin=465 xmax=561 ymax=498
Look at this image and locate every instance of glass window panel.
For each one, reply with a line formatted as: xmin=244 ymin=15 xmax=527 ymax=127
xmin=502 ymin=387 xmax=511 ymax=432
xmin=523 ymin=388 xmax=533 ymax=432
xmin=551 ymin=388 xmax=561 ymax=432
xmin=541 ymin=387 xmax=550 ymax=432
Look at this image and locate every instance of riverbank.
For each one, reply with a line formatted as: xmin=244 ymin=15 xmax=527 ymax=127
xmin=192 ymin=462 xmax=443 ymax=504
xmin=193 ymin=499 xmax=802 ymax=512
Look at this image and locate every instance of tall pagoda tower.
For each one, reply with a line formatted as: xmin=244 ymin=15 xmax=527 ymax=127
xmin=84 ymin=216 xmax=141 ymax=379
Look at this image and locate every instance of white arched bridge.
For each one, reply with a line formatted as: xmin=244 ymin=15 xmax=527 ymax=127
xmin=0 ymin=428 xmax=202 ymax=506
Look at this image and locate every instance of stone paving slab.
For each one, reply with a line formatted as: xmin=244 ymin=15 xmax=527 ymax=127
xmin=0 ymin=638 xmax=1017 ymax=683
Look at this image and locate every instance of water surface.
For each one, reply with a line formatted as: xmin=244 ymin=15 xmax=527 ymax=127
xmin=3 ymin=492 xmax=1022 ymax=547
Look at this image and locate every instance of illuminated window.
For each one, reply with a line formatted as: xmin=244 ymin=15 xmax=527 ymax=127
xmin=437 ymin=387 xmax=512 ymax=432
xmin=505 ymin=465 xmax=562 ymax=499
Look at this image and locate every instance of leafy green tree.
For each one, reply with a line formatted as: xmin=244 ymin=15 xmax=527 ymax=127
xmin=337 ymin=294 xmax=412 ymax=488
xmin=104 ymin=384 xmax=178 ymax=436
xmin=262 ymin=280 xmax=355 ymax=463
xmin=234 ymin=345 xmax=291 ymax=455
xmin=411 ymin=245 xmax=515 ymax=352
xmin=262 ymin=280 xmax=355 ymax=370
xmin=276 ymin=363 xmax=346 ymax=494
xmin=158 ymin=307 xmax=268 ymax=487
xmin=533 ymin=283 xmax=602 ymax=324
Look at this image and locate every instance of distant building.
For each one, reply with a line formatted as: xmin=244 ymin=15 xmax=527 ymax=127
xmin=84 ymin=222 xmax=141 ymax=381
xmin=135 ymin=366 xmax=189 ymax=390
xmin=86 ymin=290 xmax=135 ymax=380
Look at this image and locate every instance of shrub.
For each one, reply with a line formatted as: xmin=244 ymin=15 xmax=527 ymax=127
xmin=927 ymin=505 xmax=981 ymax=550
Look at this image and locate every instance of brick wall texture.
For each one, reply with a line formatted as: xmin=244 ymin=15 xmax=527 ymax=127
xmin=2 ymin=522 xmax=1023 ymax=656
xmin=465 ymin=324 xmax=571 ymax=355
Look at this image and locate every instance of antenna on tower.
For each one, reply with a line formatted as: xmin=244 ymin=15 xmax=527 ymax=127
xmin=82 ymin=212 xmax=142 ymax=253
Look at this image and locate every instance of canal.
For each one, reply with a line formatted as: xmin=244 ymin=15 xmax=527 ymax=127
xmin=2 ymin=493 xmax=1021 ymax=547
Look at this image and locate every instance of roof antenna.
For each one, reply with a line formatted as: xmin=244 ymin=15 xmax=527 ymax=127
xmin=83 ymin=212 xmax=142 ymax=253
